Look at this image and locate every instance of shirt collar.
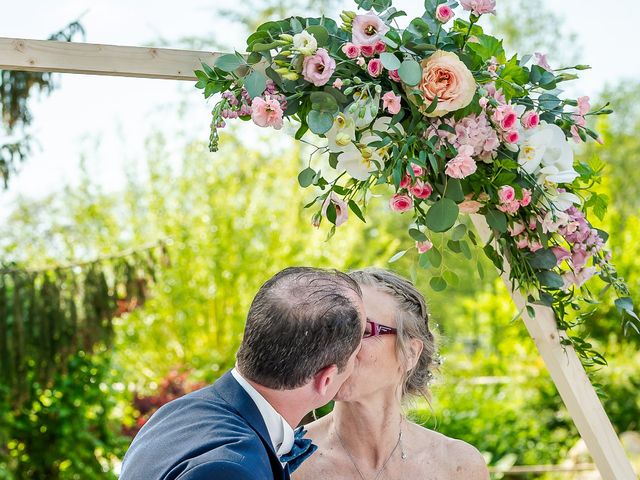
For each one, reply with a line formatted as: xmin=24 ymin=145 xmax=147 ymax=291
xmin=231 ymin=368 xmax=295 ymax=457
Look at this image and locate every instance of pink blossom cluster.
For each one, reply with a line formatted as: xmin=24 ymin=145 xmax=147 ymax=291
xmin=509 ymin=217 xmax=543 ymax=253
xmin=497 ymin=185 xmax=532 ymax=215
xmin=570 ymin=96 xmax=590 ymax=143
xmin=391 ymin=164 xmax=434 ymax=213
xmin=460 ymin=0 xmax=496 ymax=15
xmin=478 ymin=83 xmax=520 ymax=145
xmin=342 ymin=40 xmax=387 ymax=78
xmin=221 ymin=81 xmax=288 ymax=131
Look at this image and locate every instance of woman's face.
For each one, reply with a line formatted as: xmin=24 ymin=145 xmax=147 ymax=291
xmin=334 ymin=285 xmax=405 ymax=402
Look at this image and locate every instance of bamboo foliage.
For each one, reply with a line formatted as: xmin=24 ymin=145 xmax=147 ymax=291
xmin=0 ymin=242 xmax=169 ymax=408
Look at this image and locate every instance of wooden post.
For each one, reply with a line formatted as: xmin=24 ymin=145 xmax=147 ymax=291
xmin=471 ymin=215 xmax=637 ymax=480
xmin=0 ymin=36 xmax=636 ymax=479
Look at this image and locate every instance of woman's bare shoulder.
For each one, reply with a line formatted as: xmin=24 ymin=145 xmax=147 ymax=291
xmin=407 ymin=422 xmax=490 ymax=479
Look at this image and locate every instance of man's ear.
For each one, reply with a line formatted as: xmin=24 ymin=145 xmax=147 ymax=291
xmin=406 ymin=338 xmax=424 ymax=372
xmin=312 ymin=364 xmax=339 ymax=397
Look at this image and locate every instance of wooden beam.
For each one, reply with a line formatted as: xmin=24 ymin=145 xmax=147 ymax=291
xmin=470 ymin=215 xmax=637 ymax=480
xmin=0 ymin=37 xmax=221 ymax=81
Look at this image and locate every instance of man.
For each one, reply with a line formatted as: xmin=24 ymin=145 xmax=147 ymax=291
xmin=120 ymin=266 xmax=365 ymax=479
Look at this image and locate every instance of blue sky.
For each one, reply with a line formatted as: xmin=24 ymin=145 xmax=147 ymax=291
xmin=1 ymin=0 xmax=639 ymax=219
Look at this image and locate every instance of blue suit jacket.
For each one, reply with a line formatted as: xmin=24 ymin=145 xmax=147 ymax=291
xmin=120 ymin=371 xmax=288 ymax=480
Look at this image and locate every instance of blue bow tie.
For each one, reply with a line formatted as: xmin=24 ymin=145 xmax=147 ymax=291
xmin=279 ymin=426 xmax=318 ymax=473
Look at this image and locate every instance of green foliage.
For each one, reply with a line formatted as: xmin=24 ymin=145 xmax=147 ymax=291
xmin=0 ymin=349 xmax=130 ymax=479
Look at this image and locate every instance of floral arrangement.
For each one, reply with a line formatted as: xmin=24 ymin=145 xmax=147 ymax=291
xmin=195 ymin=0 xmax=638 ymax=366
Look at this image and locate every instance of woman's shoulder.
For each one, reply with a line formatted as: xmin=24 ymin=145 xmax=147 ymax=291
xmin=406 ymin=421 xmax=490 ymax=479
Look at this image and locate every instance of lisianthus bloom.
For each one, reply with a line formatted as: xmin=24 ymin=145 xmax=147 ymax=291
xmin=302 ymin=48 xmax=336 ymax=86
xmin=382 ymin=91 xmax=402 ymax=114
xmin=460 ymin=0 xmax=496 ymax=15
xmin=321 ymin=192 xmax=349 ymax=227
xmin=445 ymin=145 xmax=477 ymax=178
xmin=250 ymin=96 xmax=284 ymax=129
xmin=389 ymin=193 xmax=413 ymax=212
xmin=534 ymin=52 xmax=552 ymax=71
xmin=408 ymin=51 xmax=476 ymax=117
xmin=293 ymin=31 xmax=317 ymax=55
xmin=352 ymin=12 xmax=390 ymax=46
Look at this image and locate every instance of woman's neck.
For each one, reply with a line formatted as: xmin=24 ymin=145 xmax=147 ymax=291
xmin=331 ymin=392 xmax=404 ymax=469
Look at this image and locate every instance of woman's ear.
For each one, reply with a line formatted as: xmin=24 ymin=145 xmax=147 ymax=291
xmin=406 ymin=338 xmax=424 ymax=372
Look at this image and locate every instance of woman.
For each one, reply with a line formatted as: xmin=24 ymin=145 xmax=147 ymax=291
xmin=294 ymin=268 xmax=489 ymax=480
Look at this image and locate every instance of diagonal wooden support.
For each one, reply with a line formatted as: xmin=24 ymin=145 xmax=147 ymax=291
xmin=471 ymin=215 xmax=637 ymax=480
xmin=0 ymin=36 xmax=636 ymax=479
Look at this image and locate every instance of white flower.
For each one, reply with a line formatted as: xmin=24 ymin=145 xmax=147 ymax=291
xmin=546 ymin=189 xmax=582 ymax=211
xmin=518 ymin=122 xmax=578 ymax=184
xmin=293 ymin=31 xmax=317 ymax=56
xmin=325 ymin=113 xmax=356 ymax=153
xmin=541 ymin=210 xmax=570 ymax=233
xmin=336 ymin=117 xmax=404 ymax=181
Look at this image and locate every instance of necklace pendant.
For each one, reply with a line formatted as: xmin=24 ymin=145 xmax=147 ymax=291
xmin=401 ymin=452 xmax=407 ymax=460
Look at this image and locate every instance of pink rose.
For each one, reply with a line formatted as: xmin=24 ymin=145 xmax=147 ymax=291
xmin=342 ymin=42 xmax=360 ymax=59
xmin=367 ymin=58 xmax=383 ymax=77
xmin=382 ymin=91 xmax=402 ymax=114
xmin=399 ymin=175 xmax=412 ymax=189
xmin=374 ymin=41 xmax=387 ymax=53
xmin=389 ymin=193 xmax=414 ymax=213
xmin=360 ymin=44 xmax=376 ymax=57
xmin=497 ymin=201 xmax=520 ymax=215
xmin=410 ymin=180 xmax=433 ymax=199
xmin=494 ymin=105 xmax=517 ymax=130
xmin=528 ymin=240 xmax=543 ymax=252
xmin=388 ymin=69 xmax=401 ymax=82
xmin=302 ymin=48 xmax=336 ymax=86
xmin=356 ymin=57 xmax=366 ymax=67
xmin=498 ymin=185 xmax=516 ymax=204
xmin=504 ymin=130 xmax=519 ymax=144
xmin=521 ymin=110 xmax=540 ymax=129
xmin=445 ymin=145 xmax=477 ymax=179
xmin=416 ymin=240 xmax=433 ymax=254
xmin=435 ymin=4 xmax=455 ymax=23
xmin=321 ymin=192 xmax=349 ymax=227
xmin=520 ymin=188 xmax=532 ymax=207
xmin=332 ymin=78 xmax=344 ymax=89
xmin=251 ymin=96 xmax=284 ymax=129
xmin=508 ymin=221 xmax=526 ymax=237
xmin=551 ymin=246 xmax=571 ymax=264
xmin=411 ymin=164 xmax=424 ymax=177
xmin=409 ymin=51 xmax=476 ymax=117
xmin=460 ymin=0 xmax=496 ymax=15
xmin=352 ymin=13 xmax=390 ymax=46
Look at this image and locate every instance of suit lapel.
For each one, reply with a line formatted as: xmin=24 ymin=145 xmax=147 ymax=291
xmin=213 ymin=371 xmax=287 ymax=479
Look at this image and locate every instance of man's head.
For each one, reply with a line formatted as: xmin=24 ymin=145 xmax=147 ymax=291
xmin=236 ymin=267 xmax=365 ymax=403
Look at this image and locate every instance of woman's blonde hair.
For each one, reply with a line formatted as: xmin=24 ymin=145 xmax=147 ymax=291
xmin=348 ymin=267 xmax=437 ymax=400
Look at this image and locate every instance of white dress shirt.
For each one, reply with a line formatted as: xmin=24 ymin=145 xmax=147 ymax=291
xmin=231 ymin=368 xmax=295 ymax=457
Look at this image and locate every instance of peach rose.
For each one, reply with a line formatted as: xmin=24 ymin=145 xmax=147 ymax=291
xmin=407 ymin=51 xmax=476 ymax=117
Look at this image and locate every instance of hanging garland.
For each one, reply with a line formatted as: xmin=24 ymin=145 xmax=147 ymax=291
xmin=195 ymin=0 xmax=639 ymax=367
xmin=0 ymin=241 xmax=169 ymax=409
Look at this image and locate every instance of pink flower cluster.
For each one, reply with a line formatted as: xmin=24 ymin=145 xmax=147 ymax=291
xmin=570 ymin=96 xmax=590 ymax=143
xmin=445 ymin=145 xmax=477 ymax=179
xmin=342 ymin=40 xmax=387 ymax=78
xmin=509 ymin=217 xmax=543 ymax=253
xmin=221 ymin=81 xmax=288 ymax=131
xmin=478 ymin=83 xmax=520 ymax=145
xmin=497 ymin=186 xmax=531 ymax=215
xmin=391 ymin=164 xmax=434 ymax=213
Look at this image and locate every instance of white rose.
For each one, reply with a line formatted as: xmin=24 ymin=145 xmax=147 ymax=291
xmin=293 ymin=31 xmax=317 ymax=56
xmin=518 ymin=122 xmax=578 ymax=184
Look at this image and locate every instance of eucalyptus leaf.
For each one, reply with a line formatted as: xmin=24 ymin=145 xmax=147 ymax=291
xmin=425 ymin=198 xmax=459 ymax=233
xmin=398 ymin=60 xmax=422 ymax=86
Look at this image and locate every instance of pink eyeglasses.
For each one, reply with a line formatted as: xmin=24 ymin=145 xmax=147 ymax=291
xmin=363 ymin=318 xmax=397 ymax=338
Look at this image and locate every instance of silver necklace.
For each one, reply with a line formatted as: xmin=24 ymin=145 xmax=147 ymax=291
xmin=334 ymin=421 xmax=406 ymax=480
